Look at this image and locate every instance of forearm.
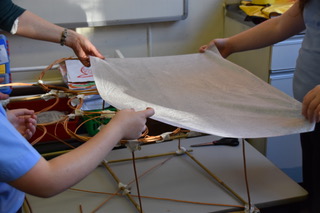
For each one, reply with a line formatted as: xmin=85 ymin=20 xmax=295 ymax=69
xmin=15 ymin=10 xmax=63 ymax=44
xmin=11 ymin=123 xmax=124 ymax=197
xmin=48 ymin=125 xmax=124 ymax=192
xmin=15 ymin=10 xmax=105 ymax=66
xmin=16 ymin=11 xmax=83 ymax=48
xmin=228 ymin=19 xmax=293 ymax=53
xmin=9 ymin=107 xmax=152 ymax=197
xmin=225 ymin=2 xmax=304 ymax=55
xmin=42 ymin=109 xmax=149 ymax=196
xmin=227 ymin=18 xmax=286 ymax=53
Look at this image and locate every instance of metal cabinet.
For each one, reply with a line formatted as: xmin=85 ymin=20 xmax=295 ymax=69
xmin=267 ymin=37 xmax=303 ymax=182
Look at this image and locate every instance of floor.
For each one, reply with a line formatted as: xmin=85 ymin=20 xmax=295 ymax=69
xmin=261 ymin=203 xmax=303 ymax=213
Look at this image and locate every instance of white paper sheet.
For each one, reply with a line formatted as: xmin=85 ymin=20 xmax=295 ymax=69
xmin=66 ymin=60 xmax=94 ymax=82
xmin=90 ymin=50 xmax=314 ymax=138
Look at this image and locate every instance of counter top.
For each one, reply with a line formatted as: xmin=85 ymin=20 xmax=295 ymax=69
xmin=226 ymin=4 xmax=267 ymax=27
xmin=225 ymin=4 xmax=305 ymax=37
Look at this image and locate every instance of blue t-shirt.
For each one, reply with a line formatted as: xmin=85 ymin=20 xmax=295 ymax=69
xmin=294 ymin=0 xmax=320 ymax=102
xmin=0 ymin=106 xmax=41 ymax=213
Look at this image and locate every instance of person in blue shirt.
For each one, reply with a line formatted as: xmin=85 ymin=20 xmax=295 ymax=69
xmin=0 ymin=78 xmax=10 ymax=100
xmin=1 ymin=104 xmax=154 ymax=213
xmin=200 ymin=0 xmax=319 ymax=212
xmin=0 ymin=1 xmax=156 ymax=212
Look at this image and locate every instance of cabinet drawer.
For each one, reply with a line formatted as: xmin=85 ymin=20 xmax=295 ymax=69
xmin=270 ymin=37 xmax=303 ymax=71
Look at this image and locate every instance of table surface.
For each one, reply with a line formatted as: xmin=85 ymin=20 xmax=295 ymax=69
xmin=25 ymin=135 xmax=307 ymax=213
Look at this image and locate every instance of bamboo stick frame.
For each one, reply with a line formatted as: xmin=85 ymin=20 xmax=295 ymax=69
xmin=90 ymin=140 xmax=249 ymax=213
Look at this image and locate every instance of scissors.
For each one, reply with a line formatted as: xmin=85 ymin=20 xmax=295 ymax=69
xmin=190 ymin=138 xmax=239 ymax=147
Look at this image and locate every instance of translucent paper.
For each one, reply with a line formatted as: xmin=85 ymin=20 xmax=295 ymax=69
xmin=90 ymin=50 xmax=314 ymax=138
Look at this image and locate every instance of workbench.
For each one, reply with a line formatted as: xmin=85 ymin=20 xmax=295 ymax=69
xmin=24 ymin=135 xmax=307 ymax=213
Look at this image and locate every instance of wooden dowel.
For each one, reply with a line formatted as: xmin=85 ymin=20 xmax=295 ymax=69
xmin=101 ymin=160 xmax=142 ymax=212
xmin=107 ymin=150 xmax=193 ymax=164
xmin=185 ymin=151 xmax=247 ymax=205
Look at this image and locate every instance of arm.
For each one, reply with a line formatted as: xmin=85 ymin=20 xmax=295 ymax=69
xmin=9 ymin=108 xmax=155 ymax=198
xmin=200 ymin=1 xmax=305 ymax=58
xmin=0 ymin=93 xmax=9 ymax=100
xmin=15 ymin=10 xmax=105 ymax=66
xmin=0 ymin=77 xmax=9 ymax=100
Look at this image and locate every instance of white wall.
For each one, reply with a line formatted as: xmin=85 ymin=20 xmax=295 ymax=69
xmin=4 ymin=0 xmax=224 ymax=85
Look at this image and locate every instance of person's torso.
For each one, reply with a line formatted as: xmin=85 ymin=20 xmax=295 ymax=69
xmin=0 ymin=106 xmax=40 ymax=213
xmin=294 ymin=0 xmax=320 ymax=101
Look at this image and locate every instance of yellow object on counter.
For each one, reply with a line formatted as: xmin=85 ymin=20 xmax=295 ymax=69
xmin=0 ymin=64 xmax=5 ymax=74
xmin=252 ymin=0 xmax=275 ymax=4
xmin=240 ymin=4 xmax=269 ymax=19
xmin=240 ymin=0 xmax=295 ymax=19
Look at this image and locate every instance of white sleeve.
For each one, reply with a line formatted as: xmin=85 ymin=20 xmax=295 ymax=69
xmin=10 ymin=18 xmax=19 ymax=34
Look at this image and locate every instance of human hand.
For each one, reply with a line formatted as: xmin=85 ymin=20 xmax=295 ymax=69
xmin=0 ymin=92 xmax=9 ymax=100
xmin=7 ymin=109 xmax=37 ymax=139
xmin=199 ymin=38 xmax=230 ymax=58
xmin=302 ymin=85 xmax=320 ymax=123
xmin=0 ymin=77 xmax=9 ymax=100
xmin=66 ymin=30 xmax=105 ymax=67
xmin=108 ymin=108 xmax=155 ymax=140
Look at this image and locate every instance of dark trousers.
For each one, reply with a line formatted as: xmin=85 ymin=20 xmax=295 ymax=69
xmin=301 ymin=122 xmax=320 ymax=213
xmin=16 ymin=207 xmax=22 ymax=213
